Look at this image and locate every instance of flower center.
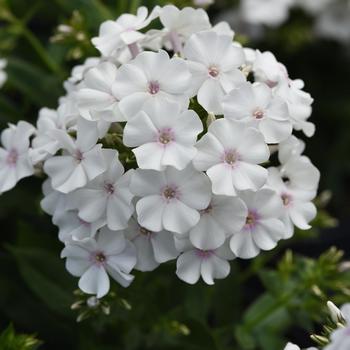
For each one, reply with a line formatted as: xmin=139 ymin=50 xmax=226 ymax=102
xmin=75 ymin=149 xmax=84 ymax=163
xmin=195 ymin=249 xmax=214 ymax=259
xmin=6 ymin=149 xmax=18 ymax=166
xmin=148 ymin=80 xmax=160 ymax=95
xmin=78 ymin=218 xmax=90 ymax=227
xmin=245 ymin=210 xmax=259 ymax=229
xmin=208 ymin=65 xmax=219 ymax=78
xmin=281 ymin=193 xmax=292 ymax=206
xmin=158 ymin=128 xmax=174 ymax=145
xmin=224 ymin=150 xmax=238 ymax=166
xmin=253 ymin=108 xmax=265 ymax=119
xmin=163 ymin=186 xmax=177 ymax=200
xmin=104 ymin=182 xmax=115 ymax=195
xmin=94 ymin=251 xmax=106 ymax=265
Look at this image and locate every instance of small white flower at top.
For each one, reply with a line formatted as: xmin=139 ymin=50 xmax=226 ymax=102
xmin=184 ymin=30 xmax=246 ymax=114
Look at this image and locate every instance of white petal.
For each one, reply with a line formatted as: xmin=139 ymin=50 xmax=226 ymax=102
xmin=289 ymin=201 xmax=316 ymax=230
xmin=136 ymin=195 xmax=166 ymax=232
xmin=200 ymin=254 xmax=230 ymax=285
xmin=176 ymin=250 xmax=201 ymax=284
xmin=151 ymin=231 xmax=178 ymax=263
xmin=230 ymin=231 xmax=260 ymax=259
xmin=78 ymin=265 xmax=110 ymax=298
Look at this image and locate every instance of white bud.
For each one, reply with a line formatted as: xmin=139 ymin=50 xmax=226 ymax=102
xmin=327 ymin=301 xmax=344 ymax=323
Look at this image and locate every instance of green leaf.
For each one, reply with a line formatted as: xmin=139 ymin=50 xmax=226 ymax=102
xmin=8 ymin=245 xmax=75 ymax=317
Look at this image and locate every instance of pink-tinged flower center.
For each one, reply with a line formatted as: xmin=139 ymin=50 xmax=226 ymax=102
xmin=75 ymin=149 xmax=84 ymax=163
xmin=195 ymin=249 xmax=214 ymax=259
xmin=224 ymin=150 xmax=238 ymax=166
xmin=200 ymin=204 xmax=213 ymax=215
xmin=162 ymin=186 xmax=178 ymax=201
xmin=92 ymin=251 xmax=107 ymax=266
xmin=78 ymin=218 xmax=91 ymax=227
xmin=281 ymin=193 xmax=292 ymax=206
xmin=148 ymin=80 xmax=160 ymax=95
xmin=6 ymin=149 xmax=18 ymax=166
xmin=104 ymin=182 xmax=115 ymax=195
xmin=139 ymin=226 xmax=152 ymax=236
xmin=158 ymin=128 xmax=174 ymax=145
xmin=244 ymin=210 xmax=259 ymax=229
xmin=266 ymin=80 xmax=278 ymax=88
xmin=208 ymin=65 xmax=220 ymax=78
xmin=253 ymin=108 xmax=265 ymax=119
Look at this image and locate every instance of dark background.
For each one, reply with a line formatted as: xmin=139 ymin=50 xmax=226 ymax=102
xmin=0 ymin=0 xmax=349 ymax=349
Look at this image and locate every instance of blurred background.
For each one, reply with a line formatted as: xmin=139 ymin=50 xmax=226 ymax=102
xmin=0 ymin=0 xmax=349 ymax=349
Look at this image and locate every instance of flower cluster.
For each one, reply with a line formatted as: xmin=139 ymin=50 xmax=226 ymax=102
xmin=0 ymin=5 xmax=320 ymax=298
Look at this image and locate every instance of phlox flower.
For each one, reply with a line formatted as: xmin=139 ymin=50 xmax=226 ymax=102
xmin=123 ymin=100 xmax=202 ymax=170
xmin=189 ymin=195 xmax=247 ymax=250
xmin=266 ymin=167 xmax=317 ymax=238
xmin=70 ymin=149 xmax=134 ymax=231
xmin=61 ymin=227 xmax=137 ymax=298
xmin=130 ymin=165 xmax=211 ymax=234
xmin=184 ymin=30 xmax=245 ymax=114
xmin=175 ymin=238 xmax=234 ymax=285
xmin=223 ymin=82 xmax=292 ymax=143
xmin=124 ymin=216 xmax=178 ymax=272
xmin=193 ymin=118 xmax=270 ymax=196
xmin=43 ymin=118 xmax=109 ymax=193
xmin=112 ymin=50 xmax=192 ymax=118
xmin=0 ymin=121 xmax=35 ymax=193
xmin=229 ymin=189 xmax=285 ymax=259
xmin=92 ymin=6 xmax=160 ymax=58
xmin=76 ymin=62 xmax=125 ymax=122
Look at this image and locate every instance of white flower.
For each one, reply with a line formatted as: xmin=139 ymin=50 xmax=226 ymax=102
xmin=189 ymin=195 xmax=247 ymax=250
xmin=230 ymin=189 xmax=285 ymax=259
xmin=241 ymin=0 xmax=293 ymax=27
xmin=112 ymin=50 xmax=192 ymax=119
xmin=266 ymin=167 xmax=317 ymax=238
xmin=61 ymin=227 xmax=137 ymax=298
xmin=31 ymin=105 xmax=77 ymax=163
xmin=0 ymin=58 xmax=7 ymax=88
xmin=91 ymin=6 xmax=160 ymax=57
xmin=284 ymin=343 xmax=318 ymax=350
xmin=70 ymin=149 xmax=134 ymax=231
xmin=124 ymin=216 xmax=178 ymax=271
xmin=0 ymin=121 xmax=35 ymax=193
xmin=275 ymin=79 xmax=315 ymax=137
xmin=123 ymin=100 xmax=202 ymax=170
xmin=324 ymin=326 xmax=350 ymax=350
xmin=152 ymin=5 xmax=211 ymax=53
xmin=184 ymin=30 xmax=245 ymax=114
xmin=130 ymin=165 xmax=211 ymax=234
xmin=278 ymin=135 xmax=305 ymax=164
xmin=67 ymin=57 xmax=100 ymax=84
xmin=252 ymin=50 xmax=289 ymax=88
xmin=280 ymin=155 xmax=320 ymax=194
xmin=76 ymin=62 xmax=124 ymax=122
xmin=223 ymin=82 xmax=292 ymax=143
xmin=55 ymin=210 xmax=105 ymax=242
xmin=40 ymin=179 xmax=69 ymax=224
xmin=176 ymin=238 xmax=234 ymax=285
xmin=193 ymin=0 xmax=214 ymax=8
xmin=43 ymin=118 xmax=108 ymax=193
xmin=193 ymin=119 xmax=270 ymax=196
